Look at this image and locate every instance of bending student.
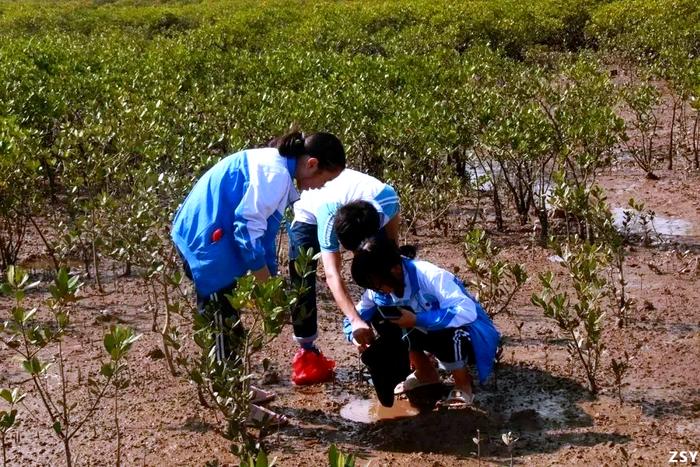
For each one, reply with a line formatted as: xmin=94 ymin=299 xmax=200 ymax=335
xmin=171 ymin=130 xmax=346 ymax=424
xmin=288 ymin=169 xmax=400 ymax=385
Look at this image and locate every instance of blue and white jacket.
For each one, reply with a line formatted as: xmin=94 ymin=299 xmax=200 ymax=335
xmin=345 ymin=258 xmax=501 ymax=384
xmin=171 ymin=148 xmax=299 ymax=297
xmin=292 ymin=169 xmax=400 ymax=252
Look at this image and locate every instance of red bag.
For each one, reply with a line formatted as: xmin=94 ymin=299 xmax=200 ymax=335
xmin=291 ymin=348 xmax=335 ymax=385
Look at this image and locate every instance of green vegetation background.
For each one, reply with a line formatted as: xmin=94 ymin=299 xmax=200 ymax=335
xmin=0 ymin=0 xmax=697 ymax=270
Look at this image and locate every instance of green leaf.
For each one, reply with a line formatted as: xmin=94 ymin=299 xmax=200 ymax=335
xmin=22 ymin=357 xmax=48 ymax=375
xmin=255 ymin=450 xmax=268 ymax=467
xmin=0 ymin=409 xmax=17 ymax=429
xmin=0 ymin=389 xmax=13 ymax=404
xmin=100 ymin=362 xmax=115 ymax=378
xmin=52 ymin=420 xmax=62 ymax=435
xmin=103 ymin=325 xmax=140 ymax=361
xmin=0 ymin=283 xmax=12 ymax=296
xmin=328 ymin=445 xmax=340 ymax=467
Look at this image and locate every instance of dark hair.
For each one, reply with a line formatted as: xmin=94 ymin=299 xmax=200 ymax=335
xmin=272 ymin=130 xmax=346 ymax=171
xmin=334 ymin=201 xmax=381 ymax=251
xmin=398 ymin=244 xmax=417 ymax=259
xmin=351 ymin=236 xmax=403 ymax=290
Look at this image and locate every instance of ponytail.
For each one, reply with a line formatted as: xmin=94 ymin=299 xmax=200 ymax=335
xmin=270 ymin=130 xmax=346 ymax=172
xmin=273 ymin=130 xmax=306 ymax=158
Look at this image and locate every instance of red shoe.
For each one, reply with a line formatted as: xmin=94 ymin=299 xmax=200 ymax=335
xmin=291 ymin=347 xmax=335 ymax=385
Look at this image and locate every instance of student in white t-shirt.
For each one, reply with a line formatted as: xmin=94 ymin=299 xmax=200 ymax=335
xmin=288 ymin=169 xmax=400 ymax=385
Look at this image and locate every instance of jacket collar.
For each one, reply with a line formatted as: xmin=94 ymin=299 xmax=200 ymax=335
xmin=285 ymin=156 xmax=297 ymax=179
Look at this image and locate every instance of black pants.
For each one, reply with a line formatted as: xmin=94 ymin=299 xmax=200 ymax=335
xmin=288 ymin=221 xmax=320 ymax=344
xmin=405 ymin=326 xmax=475 ymax=371
xmin=360 ymin=314 xmax=411 ymax=406
xmin=182 ymin=256 xmax=243 ymax=362
xmin=288 ymin=221 xmax=390 ymax=344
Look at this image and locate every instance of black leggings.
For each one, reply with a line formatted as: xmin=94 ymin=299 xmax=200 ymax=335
xmin=288 ymin=221 xmax=321 ymax=343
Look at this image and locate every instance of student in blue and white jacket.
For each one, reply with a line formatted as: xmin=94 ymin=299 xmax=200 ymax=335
xmin=347 ymin=236 xmax=500 ymax=406
xmin=287 ymin=168 xmax=400 ymax=384
xmin=171 ymin=131 xmax=346 ymax=424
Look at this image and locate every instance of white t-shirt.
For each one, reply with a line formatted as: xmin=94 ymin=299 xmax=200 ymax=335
xmin=293 ymin=169 xmax=399 ymax=252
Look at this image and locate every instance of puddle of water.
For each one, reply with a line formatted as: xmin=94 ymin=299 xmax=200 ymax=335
xmin=340 ymin=398 xmax=420 ymax=424
xmin=612 ymin=207 xmax=693 ymax=238
xmin=467 ymin=165 xmax=553 ymax=201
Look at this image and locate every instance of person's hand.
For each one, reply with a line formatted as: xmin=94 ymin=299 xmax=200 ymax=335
xmin=351 ymin=318 xmax=375 ymax=350
xmin=390 ymin=307 xmax=416 ymax=328
xmin=350 ymin=337 xmax=366 ymax=353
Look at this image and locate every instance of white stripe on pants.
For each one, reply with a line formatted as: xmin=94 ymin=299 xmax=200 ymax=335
xmin=211 ymin=293 xmax=226 ymax=363
xmin=453 ymin=329 xmax=468 ymax=363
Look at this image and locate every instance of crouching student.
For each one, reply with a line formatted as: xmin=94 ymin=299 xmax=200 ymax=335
xmin=346 ymin=236 xmax=500 ymax=407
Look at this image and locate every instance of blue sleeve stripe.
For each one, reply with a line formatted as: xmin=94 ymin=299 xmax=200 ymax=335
xmin=374 ymin=185 xmax=400 ymax=220
xmin=317 ymin=202 xmax=340 ymax=251
xmin=378 ymin=200 xmax=400 ymax=220
xmin=374 ymin=184 xmax=398 ymax=203
xmin=377 ymin=198 xmax=400 ymax=206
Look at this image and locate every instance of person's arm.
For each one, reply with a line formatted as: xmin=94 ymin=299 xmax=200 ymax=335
xmin=384 ymin=212 xmax=401 ymax=242
xmin=342 ymin=291 xmax=377 ymax=351
xmin=232 ymin=165 xmax=289 ymax=280
xmin=321 ymin=250 xmax=375 ymax=345
xmin=316 ymin=202 xmax=375 ymax=345
xmin=377 ymin=184 xmax=401 ymax=241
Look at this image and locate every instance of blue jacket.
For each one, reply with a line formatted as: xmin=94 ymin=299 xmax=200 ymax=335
xmin=346 ymin=258 xmax=501 ymax=384
xmin=171 ymin=148 xmax=298 ymax=297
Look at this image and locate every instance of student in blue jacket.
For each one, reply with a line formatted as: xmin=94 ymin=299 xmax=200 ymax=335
xmin=171 ymin=130 xmax=346 ymax=424
xmin=347 ymin=236 xmax=500 ymax=407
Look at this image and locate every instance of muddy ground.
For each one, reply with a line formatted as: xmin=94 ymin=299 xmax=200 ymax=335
xmin=1 ymin=162 xmax=699 ymax=466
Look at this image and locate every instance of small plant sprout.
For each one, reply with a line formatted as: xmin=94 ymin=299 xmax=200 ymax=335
xmin=472 ymin=429 xmax=482 ymax=466
xmin=180 ymin=246 xmax=318 ymax=462
xmin=619 ymin=446 xmax=631 ymax=466
xmin=328 ymin=444 xmax=356 ymax=467
xmin=620 ymin=198 xmax=659 ymax=246
xmin=501 ymin=431 xmax=519 ymax=467
xmin=0 ymin=266 xmax=139 ymax=467
xmin=531 ymin=242 xmax=608 ymax=394
xmin=1 ymin=388 xmax=25 ymax=466
xmin=620 ymin=81 xmax=661 ymax=180
xmin=610 ymin=352 xmax=631 ymax=405
xmin=102 ymin=324 xmax=141 ymax=467
xmin=239 ymin=447 xmax=276 ymax=467
xmin=463 ymin=228 xmax=528 ymax=319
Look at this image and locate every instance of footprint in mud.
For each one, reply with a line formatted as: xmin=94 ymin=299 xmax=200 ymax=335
xmin=146 ymin=347 xmax=165 ymax=360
